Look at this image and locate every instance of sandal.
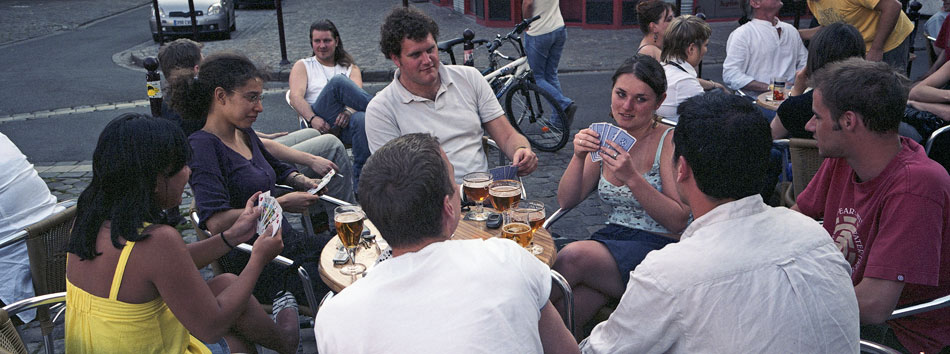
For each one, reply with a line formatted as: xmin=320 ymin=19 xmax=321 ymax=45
xmin=271 ymin=291 xmax=298 ymax=323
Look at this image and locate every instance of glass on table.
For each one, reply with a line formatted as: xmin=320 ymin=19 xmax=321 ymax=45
xmin=501 ymin=204 xmax=532 ymax=250
xmin=511 ymin=200 xmax=545 ymax=255
xmin=489 ymin=179 xmax=522 ymax=213
xmin=770 ymin=77 xmax=787 ymax=101
xmin=462 ymin=172 xmax=493 ymax=221
xmin=334 ymin=205 xmax=367 ymax=277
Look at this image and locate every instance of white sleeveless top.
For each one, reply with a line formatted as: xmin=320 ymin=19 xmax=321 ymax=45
xmin=302 ymin=56 xmax=352 ymax=104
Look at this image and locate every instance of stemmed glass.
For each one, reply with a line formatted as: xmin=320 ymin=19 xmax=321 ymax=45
xmin=489 ymin=179 xmax=522 ymax=224
xmin=512 ymin=200 xmax=546 ymax=255
xmin=334 ymin=205 xmax=367 ymax=277
xmin=462 ymin=172 xmax=493 ymax=221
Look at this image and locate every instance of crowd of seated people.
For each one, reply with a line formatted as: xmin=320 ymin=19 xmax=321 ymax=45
xmin=7 ymin=3 xmax=944 ymax=353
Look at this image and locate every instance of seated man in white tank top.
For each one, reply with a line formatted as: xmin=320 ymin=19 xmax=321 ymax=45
xmin=288 ymin=19 xmax=373 ymax=190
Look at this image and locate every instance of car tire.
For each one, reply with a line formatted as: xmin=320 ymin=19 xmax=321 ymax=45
xmin=152 ymin=34 xmax=161 ymax=43
xmin=230 ymin=17 xmax=236 ymax=32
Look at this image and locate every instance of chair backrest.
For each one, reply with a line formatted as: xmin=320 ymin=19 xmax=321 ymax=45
xmin=788 ymin=138 xmax=822 ymax=199
xmin=926 ymin=125 xmax=950 ymax=175
xmin=25 ymin=205 xmax=77 ymax=297
xmin=286 ymin=90 xmax=307 ymax=129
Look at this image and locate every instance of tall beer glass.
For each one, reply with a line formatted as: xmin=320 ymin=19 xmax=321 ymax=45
xmin=462 ymin=172 xmax=492 ymax=221
xmin=334 ymin=205 xmax=367 ymax=276
xmin=489 ymin=179 xmax=522 ymax=213
xmin=514 ymin=200 xmax=546 ymax=255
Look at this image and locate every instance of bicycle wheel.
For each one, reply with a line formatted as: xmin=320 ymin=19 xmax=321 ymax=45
xmin=504 ymin=81 xmax=570 ymax=152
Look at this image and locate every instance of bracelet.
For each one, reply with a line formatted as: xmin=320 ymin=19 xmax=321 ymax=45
xmin=308 ymin=114 xmax=318 ymax=126
xmin=220 ymin=230 xmax=235 ymax=249
xmin=515 ymin=146 xmax=529 ymax=152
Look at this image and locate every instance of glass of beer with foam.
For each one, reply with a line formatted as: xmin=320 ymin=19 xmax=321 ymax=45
xmin=511 ymin=200 xmax=545 ymax=255
xmin=502 ymin=206 xmax=532 ymax=249
xmin=334 ymin=205 xmax=367 ymax=276
xmin=462 ymin=172 xmax=493 ymax=221
xmin=489 ymin=179 xmax=522 ymax=212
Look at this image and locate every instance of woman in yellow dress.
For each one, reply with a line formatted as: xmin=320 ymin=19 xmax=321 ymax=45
xmin=64 ymin=114 xmax=299 ymax=353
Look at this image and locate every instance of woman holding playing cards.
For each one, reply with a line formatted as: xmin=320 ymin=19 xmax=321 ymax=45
xmin=65 ymin=114 xmax=299 ymax=354
xmin=169 ymin=52 xmax=330 ymax=312
xmin=551 ymin=55 xmax=691 ymax=335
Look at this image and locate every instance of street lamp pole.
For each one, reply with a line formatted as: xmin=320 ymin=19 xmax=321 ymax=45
xmin=152 ymin=0 xmax=164 ymax=44
xmin=276 ymin=0 xmax=290 ymax=65
xmin=187 ymin=0 xmax=198 ymax=39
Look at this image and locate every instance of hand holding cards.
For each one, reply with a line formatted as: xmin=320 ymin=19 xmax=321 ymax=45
xmin=589 ymin=122 xmax=637 ymax=162
xmin=489 ymin=165 xmax=519 ymax=181
xmin=257 ymin=191 xmax=282 ymax=237
xmin=307 ymin=169 xmax=335 ymax=195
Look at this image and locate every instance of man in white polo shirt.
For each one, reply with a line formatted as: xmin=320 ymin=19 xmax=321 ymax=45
xmin=365 ymin=7 xmax=538 ymax=182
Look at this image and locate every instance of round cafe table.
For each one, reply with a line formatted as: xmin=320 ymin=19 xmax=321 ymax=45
xmin=757 ymin=91 xmax=783 ymax=111
xmin=318 ymin=208 xmax=558 ymax=292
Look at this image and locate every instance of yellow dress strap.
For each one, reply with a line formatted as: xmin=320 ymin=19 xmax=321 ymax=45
xmin=108 ymin=241 xmax=136 ymax=301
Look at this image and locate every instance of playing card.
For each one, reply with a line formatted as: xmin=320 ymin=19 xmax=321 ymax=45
xmin=590 ymin=123 xmax=607 ymax=162
xmin=256 ymin=191 xmax=282 ymax=237
xmin=490 ymin=165 xmax=517 ymax=180
xmin=613 ymin=130 xmax=637 ymax=151
xmin=308 ymin=169 xmax=336 ymax=195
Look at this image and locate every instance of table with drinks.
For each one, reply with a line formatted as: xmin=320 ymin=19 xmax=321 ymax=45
xmin=318 ymin=174 xmax=558 ymax=293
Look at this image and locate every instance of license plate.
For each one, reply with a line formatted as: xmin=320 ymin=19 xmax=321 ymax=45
xmin=173 ymin=19 xmax=192 ymax=26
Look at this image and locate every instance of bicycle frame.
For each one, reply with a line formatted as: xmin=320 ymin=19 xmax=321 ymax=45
xmin=484 ymin=55 xmax=529 ymax=99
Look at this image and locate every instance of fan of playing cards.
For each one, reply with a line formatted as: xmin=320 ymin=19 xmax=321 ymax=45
xmin=257 ymin=191 xmax=282 ymax=237
xmin=589 ymin=122 xmax=637 ymax=162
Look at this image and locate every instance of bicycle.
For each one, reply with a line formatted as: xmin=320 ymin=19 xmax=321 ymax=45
xmin=438 ymin=16 xmax=571 ymax=152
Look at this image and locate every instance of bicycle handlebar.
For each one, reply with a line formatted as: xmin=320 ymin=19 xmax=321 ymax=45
xmin=439 ymin=15 xmax=540 ymax=53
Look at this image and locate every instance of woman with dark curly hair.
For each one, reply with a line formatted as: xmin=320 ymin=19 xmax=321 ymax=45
xmin=168 ymin=52 xmax=331 ymax=312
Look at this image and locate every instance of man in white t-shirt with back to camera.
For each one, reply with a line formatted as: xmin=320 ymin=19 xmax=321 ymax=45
xmin=314 ymin=133 xmax=577 ymax=354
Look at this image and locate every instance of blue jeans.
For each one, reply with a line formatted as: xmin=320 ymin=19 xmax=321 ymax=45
xmin=524 ymin=26 xmax=572 ymax=110
xmin=308 ymin=75 xmax=372 ymax=189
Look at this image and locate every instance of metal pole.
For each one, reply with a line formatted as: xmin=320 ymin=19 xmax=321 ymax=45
xmin=152 ymin=0 xmax=164 ymax=44
xmin=907 ymin=0 xmax=922 ymax=76
xmin=188 ymin=0 xmax=199 ymax=39
xmin=144 ymin=57 xmax=164 ymax=118
xmin=275 ymin=0 xmax=290 ymax=65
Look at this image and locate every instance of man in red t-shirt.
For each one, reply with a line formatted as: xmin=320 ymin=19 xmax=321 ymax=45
xmin=794 ymin=58 xmax=950 ymax=353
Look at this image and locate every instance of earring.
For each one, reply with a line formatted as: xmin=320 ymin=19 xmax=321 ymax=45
xmin=654 ymin=33 xmax=658 ymax=42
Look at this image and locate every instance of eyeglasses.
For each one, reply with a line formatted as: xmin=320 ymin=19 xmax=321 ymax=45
xmin=232 ymin=90 xmax=263 ymax=103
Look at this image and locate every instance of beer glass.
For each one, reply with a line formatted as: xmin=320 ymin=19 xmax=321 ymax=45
xmin=501 ymin=206 xmax=532 ymax=248
xmin=462 ymin=172 xmax=493 ymax=221
xmin=512 ymin=200 xmax=546 ymax=255
xmin=334 ymin=205 xmax=367 ymax=276
xmin=489 ymin=179 xmax=522 ymax=213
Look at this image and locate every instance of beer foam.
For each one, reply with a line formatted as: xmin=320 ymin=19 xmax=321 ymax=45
xmin=490 ymin=186 xmax=521 ymax=197
xmin=335 ymin=212 xmax=364 ymax=223
xmin=465 ymin=181 xmax=491 ymax=189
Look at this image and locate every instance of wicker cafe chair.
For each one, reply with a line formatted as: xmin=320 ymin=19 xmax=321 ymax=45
xmin=783 ymin=138 xmax=823 ymax=206
xmin=0 ymin=202 xmax=79 ymax=354
xmin=0 ymin=293 xmax=66 ymax=354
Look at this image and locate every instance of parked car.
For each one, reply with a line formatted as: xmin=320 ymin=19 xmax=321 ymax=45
xmin=149 ymin=0 xmax=235 ymax=42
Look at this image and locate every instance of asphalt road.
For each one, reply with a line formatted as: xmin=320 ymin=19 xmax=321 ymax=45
xmin=0 ymin=6 xmax=153 ymax=117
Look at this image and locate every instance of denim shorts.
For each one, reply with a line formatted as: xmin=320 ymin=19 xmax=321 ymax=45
xmin=202 ymin=337 xmax=231 ymax=354
xmin=591 ymin=224 xmax=677 ymax=284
